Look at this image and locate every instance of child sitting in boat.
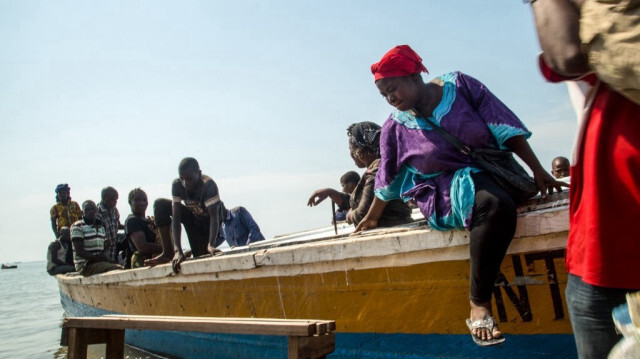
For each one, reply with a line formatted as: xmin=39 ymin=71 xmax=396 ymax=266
xmin=355 ymin=45 xmax=565 ymax=346
xmin=334 ymin=171 xmax=360 ymax=222
xmin=551 ymin=156 xmax=570 ymax=180
xmin=307 ymin=122 xmax=412 ymax=228
xmin=46 ymin=226 xmax=75 ymax=275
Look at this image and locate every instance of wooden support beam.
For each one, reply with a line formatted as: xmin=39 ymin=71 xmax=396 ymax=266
xmin=288 ymin=333 xmax=335 ymax=359
xmin=67 ymin=328 xmax=88 ymax=359
xmin=105 ymin=329 xmax=125 ymax=359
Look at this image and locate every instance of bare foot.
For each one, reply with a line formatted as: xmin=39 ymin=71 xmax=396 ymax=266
xmin=469 ymin=300 xmax=502 ymax=341
xmin=144 ymin=254 xmax=173 ymax=267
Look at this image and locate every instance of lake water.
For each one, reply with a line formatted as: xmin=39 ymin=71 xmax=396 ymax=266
xmin=0 ymin=261 xmax=162 ymax=359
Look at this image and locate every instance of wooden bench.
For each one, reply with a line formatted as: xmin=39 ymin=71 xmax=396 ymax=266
xmin=61 ymin=315 xmax=336 ymax=359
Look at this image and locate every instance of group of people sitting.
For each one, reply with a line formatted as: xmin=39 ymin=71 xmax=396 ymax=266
xmin=47 ymin=45 xmax=572 ymax=347
xmin=46 ymin=158 xmax=265 ymax=277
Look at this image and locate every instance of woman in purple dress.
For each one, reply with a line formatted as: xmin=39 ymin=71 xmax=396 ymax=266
xmin=355 ymin=45 xmax=565 ymax=346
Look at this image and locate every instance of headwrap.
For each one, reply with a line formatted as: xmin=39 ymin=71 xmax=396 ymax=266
xmin=55 ymin=183 xmax=70 ymax=193
xmin=370 ymin=45 xmax=428 ymax=82
xmin=347 ymin=122 xmax=381 ymax=156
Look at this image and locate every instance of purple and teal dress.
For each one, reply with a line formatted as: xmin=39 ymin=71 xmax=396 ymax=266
xmin=374 ymin=72 xmax=531 ymax=231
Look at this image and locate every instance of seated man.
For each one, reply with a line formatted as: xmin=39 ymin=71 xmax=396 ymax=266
xmin=50 ymin=183 xmax=82 ymax=239
xmin=148 ymin=157 xmax=226 ymax=273
xmin=96 ymin=186 xmax=125 ymax=264
xmin=551 ymin=156 xmax=570 ymax=179
xmin=335 ymin=171 xmax=360 ymax=221
xmin=220 ymin=206 xmax=265 ymax=248
xmin=71 ymin=200 xmax=122 ymax=277
xmin=46 ymin=227 xmax=75 ymax=275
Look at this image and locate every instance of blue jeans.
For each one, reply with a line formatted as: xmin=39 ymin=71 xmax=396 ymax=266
xmin=565 ymin=274 xmax=635 ymax=359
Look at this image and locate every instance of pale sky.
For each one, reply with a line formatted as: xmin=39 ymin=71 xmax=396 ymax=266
xmin=0 ymin=1 xmax=576 ymax=262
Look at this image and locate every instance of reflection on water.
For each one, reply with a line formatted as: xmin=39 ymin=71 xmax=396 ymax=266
xmin=0 ymin=261 xmax=162 ymax=358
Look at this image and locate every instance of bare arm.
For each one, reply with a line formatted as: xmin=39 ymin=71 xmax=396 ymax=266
xmin=51 ymin=218 xmax=59 ymax=237
xmin=353 ymin=196 xmax=388 ymax=233
xmin=171 ymin=203 xmax=182 ymax=254
xmin=307 ymin=188 xmax=347 ymax=207
xmin=130 ymin=231 xmax=162 ymax=255
xmin=530 ymin=0 xmax=589 ymax=76
xmin=505 ymin=135 xmax=568 ymax=197
xmin=171 ymin=203 xmax=185 ymax=273
xmin=207 ymin=205 xmax=223 ymax=254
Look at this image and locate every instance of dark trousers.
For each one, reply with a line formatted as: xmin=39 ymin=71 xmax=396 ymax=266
xmin=153 ymin=198 xmax=224 ymax=257
xmin=469 ymin=172 xmax=517 ymax=304
xmin=565 ymin=274 xmax=636 ymax=359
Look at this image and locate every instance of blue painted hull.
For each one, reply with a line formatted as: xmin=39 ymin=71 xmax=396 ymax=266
xmin=60 ymin=293 xmax=577 ymax=358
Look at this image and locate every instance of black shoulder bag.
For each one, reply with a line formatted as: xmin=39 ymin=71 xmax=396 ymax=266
xmin=418 ymin=112 xmax=539 ymax=203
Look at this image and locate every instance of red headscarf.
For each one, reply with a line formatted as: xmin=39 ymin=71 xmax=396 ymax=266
xmin=370 ymin=45 xmax=428 ymax=82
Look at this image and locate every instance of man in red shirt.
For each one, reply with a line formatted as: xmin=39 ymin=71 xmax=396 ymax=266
xmin=530 ymin=1 xmax=640 ymax=358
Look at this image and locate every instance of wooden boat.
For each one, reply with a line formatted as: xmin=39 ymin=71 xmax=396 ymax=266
xmin=56 ymin=192 xmax=575 ymax=358
xmin=1 ymin=263 xmax=17 ymax=269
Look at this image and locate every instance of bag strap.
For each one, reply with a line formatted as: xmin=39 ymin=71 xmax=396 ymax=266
xmin=412 ymin=108 xmax=472 ymax=155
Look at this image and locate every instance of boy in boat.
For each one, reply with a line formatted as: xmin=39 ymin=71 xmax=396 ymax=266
xmin=147 ymin=157 xmax=226 ymax=273
xmin=551 ymin=156 xmax=570 ymax=179
xmin=50 ymin=183 xmax=82 ymax=238
xmin=220 ymin=206 xmax=265 ymax=248
xmin=71 ymin=200 xmax=122 ymax=276
xmin=46 ymin=226 xmax=75 ymax=275
xmin=96 ymin=186 xmax=125 ymax=264
xmin=335 ymin=171 xmax=360 ymax=221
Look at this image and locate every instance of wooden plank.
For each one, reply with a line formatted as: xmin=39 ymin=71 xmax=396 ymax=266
xmin=103 ymin=314 xmax=332 ymax=326
xmin=64 ymin=317 xmax=318 ymax=336
xmin=105 ymin=329 xmax=125 ymax=359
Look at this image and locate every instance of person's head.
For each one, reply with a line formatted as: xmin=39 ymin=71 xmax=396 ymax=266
xmin=551 ymin=156 xmax=570 ymax=179
xmin=55 ymin=183 xmax=71 ymax=203
xmin=340 ymin=171 xmax=360 ymax=194
xmin=128 ymin=188 xmax=148 ymax=216
xmin=59 ymin=227 xmax=71 ymax=242
xmin=347 ymin=122 xmax=382 ymax=168
xmin=178 ymin=157 xmax=202 ymax=193
xmin=82 ymin=200 xmax=97 ymax=223
xmin=101 ymin=186 xmax=119 ymax=210
xmin=371 ymin=45 xmax=429 ymax=112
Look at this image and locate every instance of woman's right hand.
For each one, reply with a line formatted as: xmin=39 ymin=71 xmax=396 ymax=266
xmin=307 ymin=189 xmax=330 ymax=207
xmin=354 ymin=215 xmax=378 ymax=233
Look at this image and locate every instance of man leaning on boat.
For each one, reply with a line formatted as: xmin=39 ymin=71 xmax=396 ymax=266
xmin=146 ymin=157 xmax=265 ymax=273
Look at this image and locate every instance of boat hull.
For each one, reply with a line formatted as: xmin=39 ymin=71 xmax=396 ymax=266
xmin=61 ymin=285 xmax=576 ymax=359
xmin=58 ymin=199 xmax=576 ymax=358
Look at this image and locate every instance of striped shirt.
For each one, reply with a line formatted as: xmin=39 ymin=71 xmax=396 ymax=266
xmin=96 ymin=203 xmax=121 ymax=263
xmin=171 ymin=175 xmax=225 ymax=221
xmin=71 ymin=218 xmax=106 ymax=272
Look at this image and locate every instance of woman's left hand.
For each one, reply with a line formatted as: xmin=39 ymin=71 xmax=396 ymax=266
xmin=533 ymin=169 xmax=569 ymax=198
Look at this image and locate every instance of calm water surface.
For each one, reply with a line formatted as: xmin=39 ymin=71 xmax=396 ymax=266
xmin=0 ymin=261 xmax=162 ymax=359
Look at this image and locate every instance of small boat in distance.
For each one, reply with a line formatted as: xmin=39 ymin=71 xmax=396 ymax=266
xmin=2 ymin=263 xmax=18 ymax=269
